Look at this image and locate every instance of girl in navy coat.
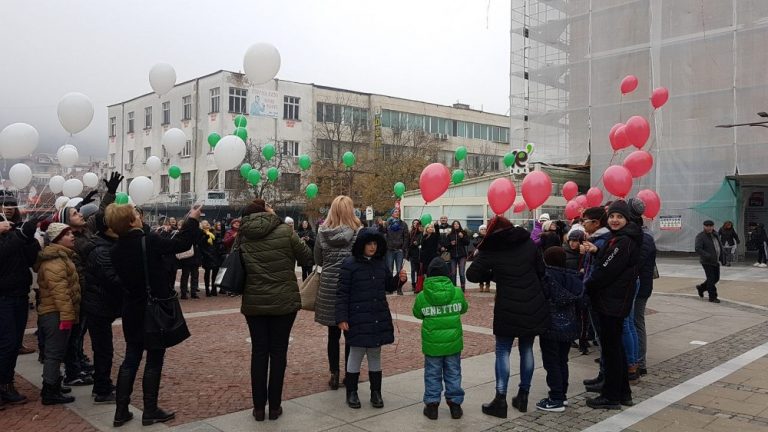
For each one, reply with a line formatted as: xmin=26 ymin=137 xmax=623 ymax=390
xmin=336 ymin=228 xmax=406 ymax=410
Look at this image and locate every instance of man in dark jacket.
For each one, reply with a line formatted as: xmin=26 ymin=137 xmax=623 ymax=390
xmin=384 ymin=209 xmax=409 ymax=295
xmin=0 ymin=192 xmax=41 ymax=406
xmin=694 ymin=220 xmax=722 ymax=303
xmin=634 ymin=220 xmax=656 ymax=376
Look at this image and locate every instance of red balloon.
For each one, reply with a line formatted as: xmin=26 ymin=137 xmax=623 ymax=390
xmin=608 ymin=123 xmax=624 ymax=151
xmin=603 ymin=165 xmax=633 ymax=198
xmin=614 ymin=125 xmax=631 ymax=150
xmin=626 ymin=116 xmax=650 ymax=148
xmin=574 ymin=194 xmax=588 ymax=210
xmin=636 ymin=189 xmax=661 ymax=218
xmin=513 ymin=201 xmax=527 ymax=213
xmin=623 ymin=150 xmax=654 ymax=178
xmin=487 ymin=178 xmax=516 ymax=215
xmin=562 ymin=181 xmax=578 ymax=201
xmin=565 ymin=200 xmax=581 ymax=220
xmin=419 ymin=163 xmax=451 ymax=204
xmin=522 ymin=171 xmax=553 ymax=211
xmin=586 ymin=187 xmax=604 ymax=207
xmin=621 ymin=75 xmax=638 ymax=94
xmin=651 ymin=87 xmax=669 ymax=109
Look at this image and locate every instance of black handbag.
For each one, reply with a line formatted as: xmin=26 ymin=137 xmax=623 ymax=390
xmin=141 ymin=237 xmax=190 ymax=349
xmin=215 ymin=238 xmax=246 ymax=295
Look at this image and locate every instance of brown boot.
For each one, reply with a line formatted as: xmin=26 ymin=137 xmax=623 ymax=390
xmin=628 ymin=365 xmax=640 ymax=385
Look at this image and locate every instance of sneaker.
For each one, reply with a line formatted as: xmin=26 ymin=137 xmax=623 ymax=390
xmin=709 ymin=298 xmax=721 ymax=303
xmin=93 ymin=392 xmax=116 ymax=405
xmin=64 ymin=375 xmax=94 ymax=386
xmin=754 ymin=262 xmax=761 ymax=267
xmin=760 ymin=263 xmax=768 ymax=268
xmin=536 ymin=398 xmax=565 ymax=413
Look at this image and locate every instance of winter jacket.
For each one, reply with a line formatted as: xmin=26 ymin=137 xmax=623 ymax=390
xmin=419 ymin=233 xmax=440 ymax=269
xmin=297 ymin=227 xmax=316 ymax=252
xmin=468 ymin=233 xmax=484 ymax=260
xmin=718 ymin=227 xmax=740 ymax=247
xmin=111 ymin=220 xmax=200 ymax=345
xmin=541 ymin=266 xmax=584 ymax=341
xmin=72 ymin=229 xmax=95 ymax=290
xmin=223 ymin=227 xmax=239 ymax=253
xmin=446 ymin=229 xmax=470 ymax=258
xmin=239 ymin=212 xmax=312 ymax=317
xmin=199 ymin=229 xmax=223 ymax=269
xmin=436 ymin=223 xmax=451 ymax=249
xmin=695 ymin=230 xmax=722 ymax=267
xmin=564 ymin=247 xmax=582 ymax=273
xmin=407 ymin=229 xmax=422 ymax=261
xmin=412 ymin=275 xmax=468 ymax=357
xmin=336 ymin=229 xmax=399 ymax=348
xmin=539 ymin=231 xmax=562 ymax=252
xmin=178 ymin=230 xmax=203 ymax=267
xmin=530 ymin=221 xmax=543 ymax=246
xmin=585 ymin=222 xmax=643 ymax=318
xmin=583 ymin=227 xmax=611 ymax=282
xmin=637 ymin=232 xmax=657 ymax=299
xmin=385 ymin=218 xmax=409 ymax=251
xmin=313 ymin=225 xmax=358 ymax=326
xmin=35 ymin=243 xmax=81 ymax=322
xmin=82 ymin=234 xmax=123 ymax=319
xmin=466 ymin=226 xmax=549 ymax=338
xmin=0 ymin=227 xmax=40 ymax=297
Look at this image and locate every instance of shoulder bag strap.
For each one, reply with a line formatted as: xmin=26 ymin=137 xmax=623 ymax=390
xmin=140 ymin=236 xmax=154 ymax=300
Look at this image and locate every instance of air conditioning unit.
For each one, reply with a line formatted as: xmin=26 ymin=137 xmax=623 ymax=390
xmin=124 ymin=163 xmax=133 ymax=171
xmin=161 ymin=157 xmax=170 ymax=165
xmin=432 ymin=133 xmax=441 ymax=139
xmin=439 ymin=134 xmax=449 ymax=140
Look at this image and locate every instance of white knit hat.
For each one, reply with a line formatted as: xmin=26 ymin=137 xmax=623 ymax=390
xmin=539 ymin=213 xmax=550 ymax=222
xmin=284 ymin=216 xmax=294 ymax=225
xmin=46 ymin=222 xmax=71 ymax=244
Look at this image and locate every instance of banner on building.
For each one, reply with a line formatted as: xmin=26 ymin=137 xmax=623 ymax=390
xmin=249 ymin=88 xmax=279 ymax=118
xmin=374 ymin=113 xmax=382 ymax=147
xmin=659 ymin=215 xmax=682 ymax=231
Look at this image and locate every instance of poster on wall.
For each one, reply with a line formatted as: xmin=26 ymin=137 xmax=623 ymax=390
xmin=249 ymin=88 xmax=279 ymax=118
xmin=659 ymin=215 xmax=682 ymax=231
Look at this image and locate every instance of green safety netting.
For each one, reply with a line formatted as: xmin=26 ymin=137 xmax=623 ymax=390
xmin=693 ymin=178 xmax=739 ymax=227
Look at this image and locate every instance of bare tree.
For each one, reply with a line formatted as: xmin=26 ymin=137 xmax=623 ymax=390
xmin=462 ymin=140 xmax=503 ymax=178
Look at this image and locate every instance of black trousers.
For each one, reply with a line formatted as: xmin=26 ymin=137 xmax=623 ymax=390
xmin=596 ymin=313 xmax=631 ymax=402
xmin=539 ymin=337 xmax=571 ymax=402
xmin=203 ymin=267 xmax=219 ymax=291
xmin=301 ymin=266 xmax=313 ymax=281
xmin=701 ymin=264 xmax=720 ymax=300
xmin=246 ymin=312 xmax=297 ymax=409
xmin=327 ymin=325 xmax=350 ymax=373
xmin=0 ymin=296 xmax=28 ymax=385
xmin=180 ymin=263 xmax=200 ymax=297
xmin=87 ymin=315 xmax=115 ymax=395
xmin=64 ymin=315 xmax=87 ymax=378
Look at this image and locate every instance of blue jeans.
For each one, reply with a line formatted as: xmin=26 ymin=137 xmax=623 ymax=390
xmin=495 ymin=335 xmax=535 ymax=394
xmin=0 ymin=296 xmax=29 ymax=384
xmin=386 ymin=249 xmax=404 ymax=276
xmin=424 ymin=354 xmax=464 ymax=404
xmin=450 ymin=257 xmax=467 ymax=287
xmin=622 ymin=282 xmax=640 ymax=366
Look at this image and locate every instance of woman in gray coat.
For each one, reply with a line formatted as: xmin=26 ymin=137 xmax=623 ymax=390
xmin=313 ymin=195 xmax=362 ymax=390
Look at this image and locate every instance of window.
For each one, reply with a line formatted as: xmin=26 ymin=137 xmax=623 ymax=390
xmin=109 ymin=153 xmax=115 ymax=168
xmin=283 ymin=96 xmax=300 ymax=120
xmin=127 ymin=150 xmax=134 ymax=165
xmin=180 ymin=173 xmax=191 ymax=193
xmin=318 ymin=139 xmax=335 ymax=159
xmin=207 ymin=170 xmax=219 ymax=189
xmin=143 ymin=147 xmax=151 ymax=161
xmin=160 ymin=175 xmax=169 ymax=193
xmin=127 ymin=112 xmax=134 ymax=133
xmin=229 ymin=87 xmax=247 ymax=114
xmin=181 ymin=140 xmax=191 ymax=157
xmin=282 ymin=140 xmax=299 ymax=157
xmin=182 ymin=95 xmax=192 ymax=120
xmin=278 ymin=172 xmax=300 ymax=192
xmin=109 ymin=117 xmax=116 ymax=137
xmin=210 ymin=87 xmax=220 ymax=113
xmin=224 ymin=170 xmax=239 ymax=190
xmin=144 ymin=107 xmax=152 ymax=129
xmin=161 ymin=102 xmax=170 ymax=125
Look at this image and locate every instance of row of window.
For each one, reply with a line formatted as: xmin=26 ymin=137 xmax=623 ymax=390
xmin=126 ymin=170 xmax=301 ymax=195
xmin=316 ymin=103 xmax=370 ymax=127
xmin=381 ymin=109 xmax=510 ymax=143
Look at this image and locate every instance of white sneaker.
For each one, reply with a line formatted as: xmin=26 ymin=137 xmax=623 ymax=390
xmin=754 ymin=262 xmax=761 ymax=267
xmin=760 ymin=263 xmax=768 ymax=268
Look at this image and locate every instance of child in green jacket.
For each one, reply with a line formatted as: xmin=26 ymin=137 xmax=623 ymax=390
xmin=412 ymin=257 xmax=469 ymax=420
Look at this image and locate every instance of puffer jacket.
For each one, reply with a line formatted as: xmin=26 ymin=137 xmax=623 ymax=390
xmin=541 ymin=266 xmax=584 ymax=341
xmin=336 ymin=229 xmax=399 ymax=348
xmin=35 ymin=243 xmax=81 ymax=322
xmin=637 ymin=232 xmax=657 ymax=299
xmin=82 ymin=234 xmax=123 ymax=320
xmin=313 ymin=225 xmax=358 ymax=327
xmin=385 ymin=218 xmax=409 ymax=251
xmin=446 ymin=229 xmax=469 ymax=258
xmin=0 ymin=227 xmax=40 ymax=297
xmin=239 ymin=212 xmax=313 ymax=316
xmin=412 ymin=275 xmax=468 ymax=357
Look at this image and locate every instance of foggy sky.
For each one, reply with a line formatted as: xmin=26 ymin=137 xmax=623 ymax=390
xmin=0 ymin=0 xmax=510 ymax=159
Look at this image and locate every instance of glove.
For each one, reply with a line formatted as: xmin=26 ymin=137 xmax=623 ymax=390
xmin=19 ymin=215 xmax=47 ymax=239
xmin=76 ymin=190 xmax=99 ymax=210
xmin=104 ymin=172 xmax=124 ymax=194
xmin=59 ymin=320 xmax=74 ymax=331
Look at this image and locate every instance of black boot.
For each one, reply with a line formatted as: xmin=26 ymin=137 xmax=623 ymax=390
xmin=205 ymin=287 xmax=211 ymax=297
xmin=583 ymin=372 xmax=604 ymax=386
xmin=481 ymin=392 xmax=507 ymax=418
xmin=113 ymin=366 xmax=135 ymax=427
xmin=511 ymin=389 xmax=528 ymax=413
xmin=423 ymin=402 xmax=439 ymax=420
xmin=0 ymin=382 xmax=28 ymax=405
xmin=329 ymin=371 xmax=340 ymax=390
xmin=41 ymin=379 xmax=75 ymax=405
xmin=447 ymin=399 xmax=463 ymax=419
xmin=141 ymin=368 xmax=175 ymax=426
xmin=369 ymin=371 xmax=383 ymax=408
xmin=345 ymin=372 xmax=361 ymax=409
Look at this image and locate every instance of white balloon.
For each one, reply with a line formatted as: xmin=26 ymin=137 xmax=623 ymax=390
xmin=57 ymin=92 xmax=94 ymax=134
xmin=66 ymin=198 xmax=83 ymax=208
xmin=162 ymin=128 xmax=186 ymax=155
xmin=213 ymin=135 xmax=247 ymax=170
xmin=0 ymin=123 xmax=39 ymax=159
xmin=62 ymin=179 xmax=83 ymax=198
xmin=243 ymin=43 xmax=281 ymax=85
xmin=58 ymin=145 xmax=79 ymax=168
xmin=49 ymin=175 xmax=66 ymax=194
xmin=55 ymin=196 xmax=70 ymax=210
xmin=145 ymin=155 xmax=162 ymax=174
xmin=83 ymin=172 xmax=99 ymax=188
xmin=149 ymin=63 xmax=176 ymax=96
xmin=9 ymin=163 xmax=32 ymax=189
xmin=128 ymin=176 xmax=154 ymax=206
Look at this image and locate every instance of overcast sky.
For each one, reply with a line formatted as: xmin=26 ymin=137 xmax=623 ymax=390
xmin=0 ymin=0 xmax=510 ymax=159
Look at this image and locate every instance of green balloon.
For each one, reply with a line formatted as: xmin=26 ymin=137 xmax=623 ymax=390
xmin=262 ymin=144 xmax=276 ymax=161
xmin=298 ymin=154 xmax=312 ymax=171
xmin=207 ymin=132 xmax=221 ymax=148
xmin=342 ymin=151 xmax=355 ymax=167
xmin=455 ymin=146 xmax=467 ymax=162
xmin=503 ymin=152 xmax=516 ymax=168
xmin=306 ymin=183 xmax=318 ymax=199
xmin=247 ymin=169 xmax=261 ymax=185
xmin=234 ymin=115 xmax=247 ymax=128
xmin=451 ymin=169 xmax=465 ymax=185
xmin=420 ymin=213 xmax=433 ymax=226
xmin=115 ymin=192 xmax=130 ymax=205
xmin=168 ymin=165 xmax=181 ymax=179
xmin=267 ymin=167 xmax=279 ymax=182
xmin=233 ymin=127 xmax=248 ymax=142
xmin=393 ymin=182 xmax=406 ymax=198
xmin=240 ymin=163 xmax=252 ymax=178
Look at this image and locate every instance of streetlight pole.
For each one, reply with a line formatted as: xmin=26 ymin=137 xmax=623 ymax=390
xmin=716 ymin=112 xmax=768 ymax=128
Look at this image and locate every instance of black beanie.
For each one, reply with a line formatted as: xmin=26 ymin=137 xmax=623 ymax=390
xmin=607 ymin=200 xmax=631 ymax=220
xmin=427 ymin=257 xmax=449 ymax=277
xmin=543 ymin=246 xmax=567 ymax=268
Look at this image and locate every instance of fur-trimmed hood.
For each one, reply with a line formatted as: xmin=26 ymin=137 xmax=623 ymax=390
xmin=351 ymin=228 xmax=387 ymax=259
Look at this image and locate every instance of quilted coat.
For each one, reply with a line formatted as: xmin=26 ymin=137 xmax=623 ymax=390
xmin=313 ymin=225 xmax=358 ymax=327
xmin=35 ymin=243 xmax=81 ymax=322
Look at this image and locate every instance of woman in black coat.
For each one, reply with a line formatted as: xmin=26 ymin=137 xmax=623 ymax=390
xmin=199 ymin=220 xmax=223 ymax=296
xmin=446 ymin=220 xmax=470 ymax=290
xmin=107 ymin=203 xmax=201 ymax=427
xmin=419 ymin=224 xmax=440 ymax=272
xmin=466 ymin=216 xmax=549 ymax=417
xmin=297 ymin=220 xmax=316 ymax=281
xmin=406 ymin=220 xmax=422 ymax=291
